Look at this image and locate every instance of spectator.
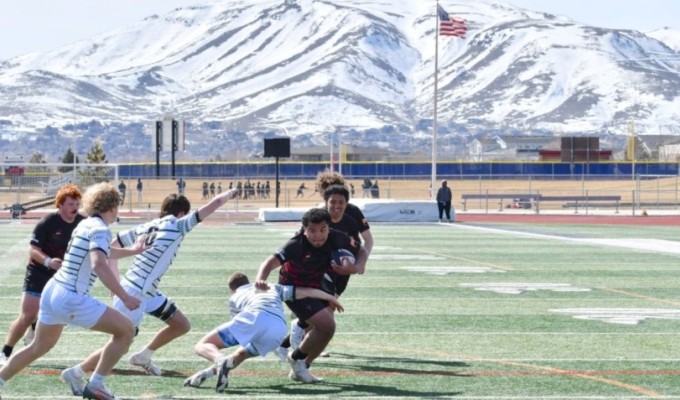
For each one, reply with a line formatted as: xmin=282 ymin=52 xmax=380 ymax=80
xmin=136 ymin=178 xmax=143 ymax=205
xmin=202 ymin=182 xmax=209 ymax=200
xmin=371 ymin=180 xmax=380 ymax=199
xmin=296 ymin=183 xmax=306 ymax=198
xmin=361 ymin=178 xmax=372 ymax=198
xmin=436 ymin=180 xmax=453 ymax=222
xmin=177 ymin=178 xmax=186 ymax=196
xmin=118 ymin=180 xmax=127 ymax=206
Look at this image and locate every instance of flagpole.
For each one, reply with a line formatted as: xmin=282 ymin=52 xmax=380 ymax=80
xmin=431 ymin=1 xmax=440 ymax=200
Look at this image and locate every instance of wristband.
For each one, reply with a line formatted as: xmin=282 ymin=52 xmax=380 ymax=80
xmin=43 ymin=257 xmax=52 ymax=269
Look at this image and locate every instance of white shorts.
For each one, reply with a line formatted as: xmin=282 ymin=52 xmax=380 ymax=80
xmin=217 ymin=311 xmax=287 ymax=357
xmin=39 ymin=279 xmax=107 ymax=328
xmin=112 ymin=284 xmax=167 ymax=327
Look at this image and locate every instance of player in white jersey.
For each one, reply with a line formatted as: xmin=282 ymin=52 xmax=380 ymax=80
xmin=60 ymin=188 xmax=239 ymax=394
xmin=0 ymin=183 xmax=146 ymax=400
xmin=183 ymin=272 xmax=343 ymax=393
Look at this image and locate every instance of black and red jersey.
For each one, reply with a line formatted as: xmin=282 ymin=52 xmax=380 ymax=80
xmin=275 ymin=229 xmax=360 ymax=288
xmin=346 ymin=203 xmax=369 ymax=233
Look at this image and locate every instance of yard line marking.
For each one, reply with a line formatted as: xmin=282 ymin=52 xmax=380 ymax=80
xmin=452 ymin=223 xmax=680 ymax=257
xmin=333 ymin=340 xmax=666 ymax=398
xmin=496 ymin=359 xmax=664 ymax=398
xmin=551 ymin=308 xmax=680 ymax=325
xmin=460 ymin=282 xmax=591 ymax=294
xmin=8 ymin=331 xmax=679 ymax=336
xmin=402 ymin=266 xmax=506 ymax=274
xmin=23 ymin=356 xmax=680 ymax=363
xmin=602 ymin=287 xmax=680 ymax=307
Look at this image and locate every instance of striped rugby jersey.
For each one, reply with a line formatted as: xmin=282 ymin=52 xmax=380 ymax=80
xmin=116 ymin=211 xmax=199 ymax=298
xmin=53 ymin=215 xmax=111 ymax=295
xmin=228 ymin=283 xmax=294 ymax=321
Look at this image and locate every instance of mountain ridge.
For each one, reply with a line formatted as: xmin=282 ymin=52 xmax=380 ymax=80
xmin=1 ymin=0 xmax=679 ymax=161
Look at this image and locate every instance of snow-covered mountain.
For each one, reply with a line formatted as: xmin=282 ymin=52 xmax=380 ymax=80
xmin=648 ymin=27 xmax=680 ymax=52
xmin=0 ymin=0 xmax=679 ymax=141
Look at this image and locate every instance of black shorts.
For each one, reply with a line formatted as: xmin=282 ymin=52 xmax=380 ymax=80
xmin=23 ymin=265 xmax=55 ymax=295
xmin=285 ymin=298 xmax=329 ymax=322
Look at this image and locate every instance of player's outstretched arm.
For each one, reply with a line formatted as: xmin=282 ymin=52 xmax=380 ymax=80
xmin=296 ymin=287 xmax=344 ymax=313
xmin=197 ymin=188 xmax=239 ymax=221
xmin=255 ymin=255 xmax=281 ymax=286
xmin=108 ymin=234 xmax=148 ymax=260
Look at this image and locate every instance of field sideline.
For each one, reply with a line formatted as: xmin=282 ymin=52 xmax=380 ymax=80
xmin=0 ymin=217 xmax=679 ymax=399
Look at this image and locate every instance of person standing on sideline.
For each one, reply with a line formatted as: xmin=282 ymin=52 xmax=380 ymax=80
xmin=61 ymin=188 xmax=239 ymax=389
xmin=183 ymin=272 xmax=343 ymax=393
xmin=118 ymin=180 xmax=126 ymax=206
xmin=0 ymin=182 xmax=146 ymax=400
xmin=0 ymin=184 xmax=84 ymax=367
xmin=436 ymin=180 xmax=453 ymax=222
xmin=256 ymin=208 xmax=367 ymax=383
xmin=296 ymin=183 xmax=306 ymax=198
xmin=136 ymin=178 xmax=143 ymax=206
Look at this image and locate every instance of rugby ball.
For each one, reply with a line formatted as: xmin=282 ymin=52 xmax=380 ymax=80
xmin=332 ymin=249 xmax=356 ymax=266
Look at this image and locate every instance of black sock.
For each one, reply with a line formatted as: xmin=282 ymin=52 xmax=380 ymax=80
xmin=280 ymin=335 xmax=291 ymax=348
xmin=31 ymin=322 xmax=36 ymax=330
xmin=297 ymin=320 xmax=309 ymax=329
xmin=2 ymin=345 xmax=13 ymax=358
xmin=291 ymin=348 xmax=308 ymax=361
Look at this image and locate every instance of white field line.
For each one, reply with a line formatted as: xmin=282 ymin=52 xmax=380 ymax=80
xmin=19 ymin=355 xmax=680 ymax=363
xmin=9 ymin=397 xmax=680 ymax=400
xmin=0 ymin=296 xmax=638 ymax=300
xmin=449 ymin=223 xmax=680 ymax=256
xmin=1 ymin=330 xmax=676 ymax=337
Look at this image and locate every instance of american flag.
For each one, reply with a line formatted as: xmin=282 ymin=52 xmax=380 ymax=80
xmin=437 ymin=4 xmax=467 ymax=37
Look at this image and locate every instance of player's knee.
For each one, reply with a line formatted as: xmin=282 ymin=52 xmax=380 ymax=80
xmin=174 ymin=316 xmax=191 ymax=335
xmin=315 ymin=318 xmax=336 ymax=338
xmin=117 ymin=322 xmax=136 ymax=345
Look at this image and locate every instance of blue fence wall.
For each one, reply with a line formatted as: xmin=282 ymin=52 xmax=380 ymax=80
xmin=118 ymin=161 xmax=680 ymax=179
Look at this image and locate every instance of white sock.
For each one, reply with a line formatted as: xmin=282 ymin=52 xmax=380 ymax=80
xmin=203 ymin=367 xmax=216 ymax=378
xmin=72 ymin=364 xmax=85 ymax=377
xmin=137 ymin=347 xmax=154 ymax=359
xmin=214 ymin=355 xmax=233 ymax=369
xmin=0 ymin=376 xmax=5 ymax=388
xmin=89 ymin=373 xmax=104 ymax=387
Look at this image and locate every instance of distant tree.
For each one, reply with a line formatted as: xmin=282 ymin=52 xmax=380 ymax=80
xmin=28 ymin=152 xmax=46 ymax=164
xmin=58 ymin=148 xmax=80 ymax=173
xmin=27 ymin=152 xmax=48 ymax=173
xmin=80 ymin=140 xmax=110 ymax=185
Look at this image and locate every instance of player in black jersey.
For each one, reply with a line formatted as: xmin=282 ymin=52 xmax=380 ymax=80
xmin=255 ymin=208 xmax=367 ymax=383
xmin=315 ymin=170 xmax=373 ymax=255
xmin=0 ymin=184 xmax=84 ymax=366
xmin=322 ymin=184 xmax=363 ymax=296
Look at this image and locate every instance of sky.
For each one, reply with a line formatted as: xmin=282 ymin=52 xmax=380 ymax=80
xmin=0 ymin=0 xmax=678 ymax=60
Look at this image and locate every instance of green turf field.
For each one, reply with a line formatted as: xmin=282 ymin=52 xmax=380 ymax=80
xmin=0 ymin=220 xmax=679 ymax=399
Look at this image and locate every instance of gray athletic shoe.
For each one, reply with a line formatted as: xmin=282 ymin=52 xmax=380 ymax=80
xmin=60 ymin=367 xmax=85 ymax=396
xmin=184 ymin=370 xmax=210 ymax=388
xmin=287 ymin=354 xmax=323 ymax=383
xmin=82 ymin=383 xmax=116 ymax=400
xmin=128 ymin=352 xmax=162 ymax=376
